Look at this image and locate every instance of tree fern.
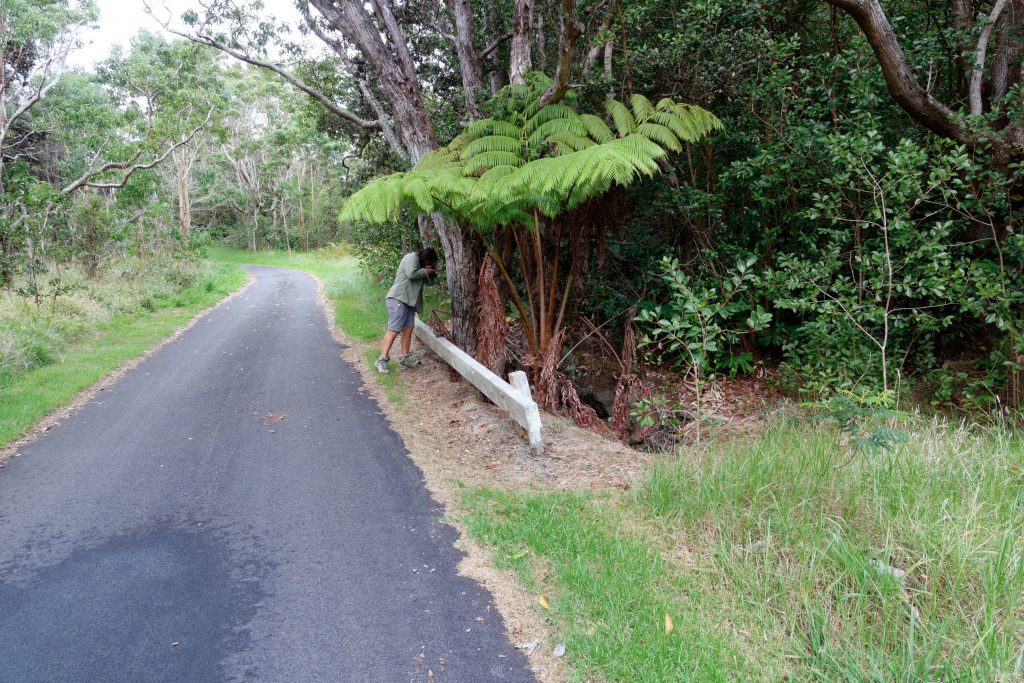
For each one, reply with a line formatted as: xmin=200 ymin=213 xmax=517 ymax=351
xmin=340 ymin=84 xmax=723 ymax=233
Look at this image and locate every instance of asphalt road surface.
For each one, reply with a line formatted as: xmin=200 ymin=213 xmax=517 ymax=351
xmin=0 ymin=266 xmax=533 ymax=682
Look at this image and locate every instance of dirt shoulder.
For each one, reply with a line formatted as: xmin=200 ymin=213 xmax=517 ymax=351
xmin=314 ymin=280 xmax=650 ymax=682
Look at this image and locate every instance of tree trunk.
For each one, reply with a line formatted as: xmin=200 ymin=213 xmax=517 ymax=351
xmin=445 ymin=0 xmax=485 ymax=119
xmin=309 ymin=0 xmax=480 ymax=349
xmin=510 ymin=0 xmax=533 ymax=84
xmin=437 ymin=221 xmax=480 ymax=351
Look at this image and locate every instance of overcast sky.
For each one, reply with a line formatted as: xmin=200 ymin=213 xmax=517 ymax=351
xmin=69 ymin=0 xmax=305 ymax=68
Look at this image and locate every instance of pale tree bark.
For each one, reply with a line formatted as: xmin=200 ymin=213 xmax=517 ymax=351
xmin=308 ymin=0 xmax=438 ymax=161
xmin=0 ymin=8 xmax=77 ymax=195
xmin=510 ymin=0 xmax=534 ymax=85
xmin=969 ymin=0 xmax=1012 ymax=116
xmin=444 ymin=0 xmax=485 ymax=118
xmin=171 ymin=142 xmax=201 ymax=241
xmin=582 ymin=0 xmax=619 ymax=78
xmin=61 ymin=108 xmax=214 ymax=194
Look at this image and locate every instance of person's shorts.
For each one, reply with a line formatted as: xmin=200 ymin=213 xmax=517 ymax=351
xmin=386 ymin=297 xmax=416 ymax=331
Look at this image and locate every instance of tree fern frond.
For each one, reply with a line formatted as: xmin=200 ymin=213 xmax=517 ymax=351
xmin=465 ymin=118 xmax=522 ymax=139
xmin=636 ymin=122 xmax=682 ymax=152
xmin=579 ymin=114 xmax=614 ymax=143
xmin=606 ymin=100 xmax=636 ymax=136
xmin=630 ymin=94 xmax=656 ymax=122
xmin=413 ymin=148 xmax=461 ymax=171
xmin=546 ymin=131 xmax=596 ymax=153
xmin=655 ymin=97 xmax=677 ymax=112
xmin=527 ymin=117 xmax=585 ymax=149
xmin=461 ymin=135 xmax=524 ymax=160
xmin=523 ymin=103 xmax=578 ymax=136
xmin=463 ymin=151 xmax=527 ymax=175
xmin=406 ymin=177 xmax=434 ymax=212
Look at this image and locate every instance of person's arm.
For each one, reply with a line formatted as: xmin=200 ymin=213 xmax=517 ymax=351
xmin=402 ymin=254 xmax=430 ymax=281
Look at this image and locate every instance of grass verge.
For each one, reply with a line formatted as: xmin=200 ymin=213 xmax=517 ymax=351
xmin=463 ymin=421 xmax=1024 ymax=681
xmin=0 ymin=261 xmax=247 ymax=448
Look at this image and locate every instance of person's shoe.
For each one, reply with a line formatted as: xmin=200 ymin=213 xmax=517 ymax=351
xmin=375 ymin=356 xmax=390 ymax=374
xmin=399 ymin=353 xmax=421 ymax=369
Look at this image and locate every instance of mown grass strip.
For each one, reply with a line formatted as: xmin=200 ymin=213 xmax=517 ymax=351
xmin=0 ymin=263 xmax=247 ymax=448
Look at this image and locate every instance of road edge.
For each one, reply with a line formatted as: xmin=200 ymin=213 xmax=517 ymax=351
xmin=307 ymin=272 xmax=560 ymax=683
xmin=0 ymin=273 xmax=257 ymax=463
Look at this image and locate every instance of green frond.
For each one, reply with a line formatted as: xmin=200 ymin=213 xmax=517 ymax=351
xmin=636 ymin=122 xmax=682 ymax=152
xmin=630 ymin=94 xmax=656 ymax=122
xmin=655 ymin=97 xmax=677 ymax=112
xmin=406 ymin=177 xmax=434 ymax=212
xmin=413 ymin=148 xmax=461 ymax=171
xmin=546 ymin=131 xmax=596 ymax=154
xmin=463 ymin=151 xmax=527 ymax=176
xmin=523 ymin=103 xmax=578 ymax=136
xmin=606 ymin=99 xmax=637 ymax=137
xmin=579 ymin=114 xmax=614 ymax=143
xmin=527 ymin=117 xmax=585 ymax=149
xmin=340 ymin=172 xmax=406 ymax=224
xmin=461 ymin=135 xmax=524 ymax=160
xmin=464 ymin=118 xmax=522 ymax=139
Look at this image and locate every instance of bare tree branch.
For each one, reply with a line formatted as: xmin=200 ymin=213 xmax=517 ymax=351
xmin=144 ymin=1 xmax=386 ymax=134
xmin=61 ymin=108 xmax=214 ymax=193
xmin=479 ymin=32 xmax=512 ymax=61
xmin=824 ymin=0 xmax=971 ymax=144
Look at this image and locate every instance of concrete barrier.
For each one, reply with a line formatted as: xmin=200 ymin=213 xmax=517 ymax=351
xmin=414 ymin=319 xmax=544 ymax=453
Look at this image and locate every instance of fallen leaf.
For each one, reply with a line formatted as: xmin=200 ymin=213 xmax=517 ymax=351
xmin=511 ymin=550 xmax=529 ymax=560
xmin=538 ymin=594 xmax=550 ymax=609
xmin=665 ymin=612 xmax=674 ymax=634
xmin=256 ymin=412 xmax=288 ymax=424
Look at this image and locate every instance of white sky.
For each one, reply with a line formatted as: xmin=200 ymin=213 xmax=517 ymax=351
xmin=69 ymin=0 xmax=306 ymax=68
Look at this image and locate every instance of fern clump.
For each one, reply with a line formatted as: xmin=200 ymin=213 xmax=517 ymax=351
xmin=340 ymin=78 xmax=722 ymax=232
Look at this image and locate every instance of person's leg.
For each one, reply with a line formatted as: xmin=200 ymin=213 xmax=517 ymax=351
xmin=398 ymin=305 xmax=421 ymax=368
xmin=380 ymin=329 xmax=399 ymax=359
xmin=378 ymin=299 xmax=404 ymax=373
xmin=399 ymin=326 xmax=413 ymax=355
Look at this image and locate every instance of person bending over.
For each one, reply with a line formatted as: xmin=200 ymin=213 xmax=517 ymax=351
xmin=375 ymin=248 xmax=437 ymax=373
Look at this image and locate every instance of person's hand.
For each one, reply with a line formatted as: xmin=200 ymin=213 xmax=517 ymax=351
xmin=425 ymin=265 xmax=437 ymax=275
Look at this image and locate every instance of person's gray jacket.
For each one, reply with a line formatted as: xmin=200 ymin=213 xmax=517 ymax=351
xmin=386 ymin=252 xmax=435 ymax=313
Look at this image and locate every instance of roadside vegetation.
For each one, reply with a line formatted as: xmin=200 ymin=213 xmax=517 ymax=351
xmin=464 ymin=421 xmax=1024 ymax=681
xmin=0 ymin=258 xmax=245 ymax=447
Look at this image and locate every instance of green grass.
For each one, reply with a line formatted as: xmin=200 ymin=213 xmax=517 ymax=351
xmin=462 ymin=421 xmax=1024 ymax=681
xmin=0 ymin=262 xmax=247 ymax=448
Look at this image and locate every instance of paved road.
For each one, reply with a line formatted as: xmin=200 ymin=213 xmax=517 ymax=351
xmin=0 ymin=266 xmax=532 ymax=682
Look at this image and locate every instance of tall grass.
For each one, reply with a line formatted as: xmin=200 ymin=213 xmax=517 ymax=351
xmin=464 ymin=421 xmax=1024 ymax=681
